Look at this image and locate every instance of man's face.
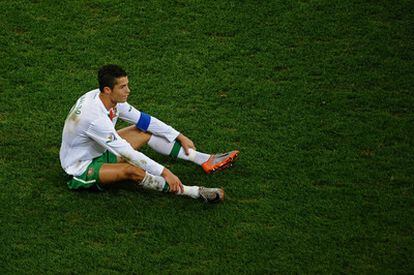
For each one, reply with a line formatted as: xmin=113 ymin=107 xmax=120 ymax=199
xmin=110 ymin=76 xmax=130 ymax=103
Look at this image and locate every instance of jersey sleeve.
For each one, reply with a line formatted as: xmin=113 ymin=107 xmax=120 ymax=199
xmin=85 ymin=117 xmax=165 ymax=176
xmin=118 ymin=102 xmax=180 ymax=142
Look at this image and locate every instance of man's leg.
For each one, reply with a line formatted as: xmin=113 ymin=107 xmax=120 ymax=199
xmin=116 ymin=125 xmax=239 ymax=175
xmin=117 ymin=125 xmax=151 ymax=150
xmin=147 ymin=135 xmax=210 ymax=164
xmin=66 ymin=150 xmax=223 ymax=201
xmin=147 ymin=135 xmax=239 ymax=174
xmin=98 ymin=163 xmax=215 ymax=200
xmin=117 ymin=126 xmax=208 ymax=164
xmin=98 ymin=163 xmax=146 ymax=184
xmin=99 ymin=163 xmax=169 ymax=192
xmin=113 ymin=127 xmax=201 ymax=197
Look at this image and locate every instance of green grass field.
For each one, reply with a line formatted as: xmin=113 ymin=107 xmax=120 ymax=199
xmin=1 ymin=0 xmax=413 ymax=273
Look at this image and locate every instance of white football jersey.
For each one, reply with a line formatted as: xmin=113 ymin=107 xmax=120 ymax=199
xmin=60 ymin=89 xmax=179 ymax=176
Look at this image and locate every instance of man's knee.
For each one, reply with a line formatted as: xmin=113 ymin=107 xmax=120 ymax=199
xmin=140 ymin=131 xmax=152 ymax=142
xmin=123 ymin=164 xmax=146 ymax=182
xmin=117 ymin=126 xmax=152 ymax=149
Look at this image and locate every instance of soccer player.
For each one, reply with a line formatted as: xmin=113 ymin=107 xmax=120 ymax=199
xmin=59 ymin=64 xmax=239 ymax=203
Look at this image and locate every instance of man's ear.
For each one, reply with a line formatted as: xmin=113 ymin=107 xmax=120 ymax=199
xmin=102 ymin=86 xmax=112 ymax=95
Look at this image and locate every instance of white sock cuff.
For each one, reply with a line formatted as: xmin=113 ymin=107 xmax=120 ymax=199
xmin=179 ymin=185 xmax=200 ymax=199
xmin=187 ymin=148 xmax=196 ymax=162
xmin=141 ymin=172 xmax=150 ymax=184
xmin=139 ymin=172 xmax=167 ymax=192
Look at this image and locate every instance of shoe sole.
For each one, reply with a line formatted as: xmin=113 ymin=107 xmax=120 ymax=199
xmin=208 ymin=189 xmax=225 ymax=203
xmin=217 ymin=189 xmax=225 ymax=202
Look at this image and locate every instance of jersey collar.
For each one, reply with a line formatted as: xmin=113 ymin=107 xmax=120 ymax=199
xmin=96 ymin=91 xmax=111 ymax=116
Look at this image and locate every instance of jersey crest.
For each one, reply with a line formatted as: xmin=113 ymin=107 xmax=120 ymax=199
xmin=109 ymin=107 xmax=118 ymax=121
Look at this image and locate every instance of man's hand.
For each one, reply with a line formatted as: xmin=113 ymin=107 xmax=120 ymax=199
xmin=161 ymin=168 xmax=184 ymax=193
xmin=176 ymin=134 xmax=195 ymax=155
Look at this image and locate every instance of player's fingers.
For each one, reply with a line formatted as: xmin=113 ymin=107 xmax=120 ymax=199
xmin=187 ymin=142 xmax=196 ymax=154
xmin=170 ymin=183 xmax=177 ymax=193
xmin=179 ymin=182 xmax=184 ymax=193
xmin=174 ymin=180 xmax=181 ymax=193
xmin=188 ymin=140 xmax=195 ymax=149
xmin=173 ymin=178 xmax=181 ymax=193
xmin=175 ymin=180 xmax=180 ymax=192
xmin=172 ymin=177 xmax=183 ymax=193
xmin=184 ymin=145 xmax=190 ymax=155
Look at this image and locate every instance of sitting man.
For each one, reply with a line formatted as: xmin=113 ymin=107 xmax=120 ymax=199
xmin=59 ymin=64 xmax=239 ymax=203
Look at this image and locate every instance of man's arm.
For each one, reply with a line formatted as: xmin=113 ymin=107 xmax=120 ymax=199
xmin=117 ymin=103 xmax=180 ymax=142
xmin=86 ymin=118 xmax=165 ymax=176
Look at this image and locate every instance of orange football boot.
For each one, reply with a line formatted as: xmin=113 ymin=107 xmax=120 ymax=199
xmin=201 ymin=150 xmax=239 ymax=174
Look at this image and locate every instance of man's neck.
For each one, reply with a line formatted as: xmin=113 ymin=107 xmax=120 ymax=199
xmin=99 ymin=93 xmax=116 ymax=110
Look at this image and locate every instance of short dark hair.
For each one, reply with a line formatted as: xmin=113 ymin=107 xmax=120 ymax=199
xmin=98 ymin=64 xmax=127 ymax=92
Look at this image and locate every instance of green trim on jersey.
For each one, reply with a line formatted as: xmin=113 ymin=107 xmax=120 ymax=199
xmin=67 ymin=151 xmax=117 ymax=191
xmin=169 ymin=141 xmax=181 ymax=158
